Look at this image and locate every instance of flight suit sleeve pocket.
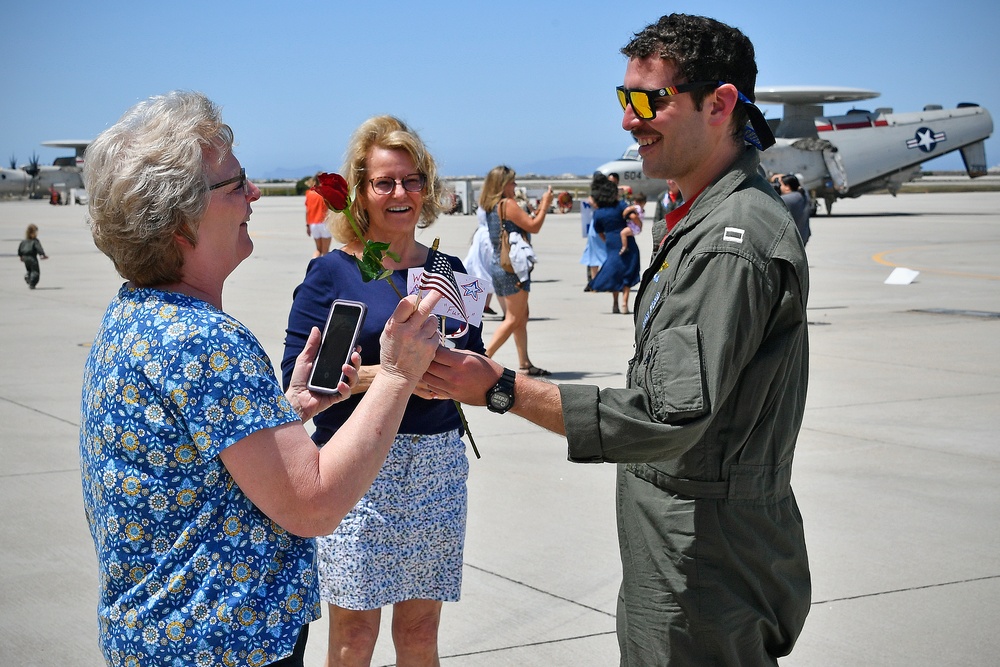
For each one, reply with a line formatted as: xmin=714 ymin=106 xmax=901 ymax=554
xmin=646 ymin=324 xmax=706 ymax=422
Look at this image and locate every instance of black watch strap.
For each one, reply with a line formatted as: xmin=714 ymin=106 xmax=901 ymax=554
xmin=486 ymin=367 xmax=517 ymax=414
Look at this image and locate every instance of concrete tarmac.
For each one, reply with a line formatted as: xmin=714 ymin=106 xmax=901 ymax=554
xmin=1 ymin=191 xmax=998 ymax=666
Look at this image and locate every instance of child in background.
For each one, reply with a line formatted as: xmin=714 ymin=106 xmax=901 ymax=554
xmin=18 ymin=224 xmax=48 ymax=289
xmin=619 ymin=193 xmax=646 ymax=255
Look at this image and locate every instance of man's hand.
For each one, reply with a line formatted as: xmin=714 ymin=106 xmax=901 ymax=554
xmin=422 ymin=347 xmax=502 ymax=405
xmin=425 ymin=347 xmax=567 ymax=435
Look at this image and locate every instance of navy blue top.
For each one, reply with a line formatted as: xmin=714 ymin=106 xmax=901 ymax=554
xmin=282 ymin=249 xmax=485 ymax=445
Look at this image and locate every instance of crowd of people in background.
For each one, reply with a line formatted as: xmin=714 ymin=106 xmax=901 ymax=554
xmin=298 ymin=163 xmax=811 ymax=324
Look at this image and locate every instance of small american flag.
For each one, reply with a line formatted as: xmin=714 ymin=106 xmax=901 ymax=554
xmin=418 ymin=248 xmax=469 ymax=339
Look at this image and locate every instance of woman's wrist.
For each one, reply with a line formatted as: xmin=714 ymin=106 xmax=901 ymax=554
xmin=287 ymin=393 xmax=307 ymax=421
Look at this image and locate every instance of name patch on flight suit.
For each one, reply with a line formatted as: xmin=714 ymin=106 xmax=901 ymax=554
xmin=723 ymin=227 xmax=745 ymax=243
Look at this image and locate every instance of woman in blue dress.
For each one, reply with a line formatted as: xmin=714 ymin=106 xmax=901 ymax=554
xmin=586 ymin=172 xmax=641 ymax=313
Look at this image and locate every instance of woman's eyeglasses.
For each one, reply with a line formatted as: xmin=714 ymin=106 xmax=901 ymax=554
xmin=369 ymin=173 xmax=426 ymax=195
xmin=209 ymin=168 xmax=248 ymax=196
xmin=616 ymin=81 xmax=719 ymax=120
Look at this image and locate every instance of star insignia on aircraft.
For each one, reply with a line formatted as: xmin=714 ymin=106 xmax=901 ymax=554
xmin=462 ymin=279 xmax=485 ymax=301
xmin=906 ymin=127 xmax=947 ymax=153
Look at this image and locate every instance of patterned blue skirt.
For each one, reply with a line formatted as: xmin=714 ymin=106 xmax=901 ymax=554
xmin=316 ymin=429 xmax=469 ymax=610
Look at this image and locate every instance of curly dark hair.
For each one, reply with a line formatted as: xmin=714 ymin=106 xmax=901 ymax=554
xmin=621 ymin=14 xmax=757 ymax=143
xmin=590 ymin=171 xmax=620 ymax=208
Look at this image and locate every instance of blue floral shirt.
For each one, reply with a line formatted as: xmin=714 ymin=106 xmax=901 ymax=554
xmin=80 ymin=286 xmax=320 ymax=666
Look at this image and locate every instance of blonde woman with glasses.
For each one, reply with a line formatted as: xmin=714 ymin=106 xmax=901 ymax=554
xmin=283 ymin=115 xmax=486 ymax=667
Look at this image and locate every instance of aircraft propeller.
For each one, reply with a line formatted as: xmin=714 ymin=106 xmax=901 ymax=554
xmin=24 ymin=153 xmax=41 ymax=178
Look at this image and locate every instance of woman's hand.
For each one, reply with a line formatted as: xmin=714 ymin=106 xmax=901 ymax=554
xmin=285 ymin=326 xmax=360 ymax=422
xmin=540 ymin=186 xmax=554 ymax=209
xmin=511 ymin=186 xmax=553 ymax=234
xmin=379 ymin=292 xmax=443 ymax=384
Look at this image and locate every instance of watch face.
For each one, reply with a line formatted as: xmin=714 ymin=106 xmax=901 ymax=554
xmin=487 ymin=368 xmax=516 ymax=414
xmin=490 ymin=392 xmax=511 ymax=410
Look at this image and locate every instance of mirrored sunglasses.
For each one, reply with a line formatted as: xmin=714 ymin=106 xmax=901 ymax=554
xmin=616 ymin=81 xmax=719 ymax=119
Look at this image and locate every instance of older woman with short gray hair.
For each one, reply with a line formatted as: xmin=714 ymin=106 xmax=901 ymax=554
xmin=80 ymin=90 xmax=443 ymax=667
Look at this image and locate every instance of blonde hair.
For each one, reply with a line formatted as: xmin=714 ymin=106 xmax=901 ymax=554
xmin=25 ymin=224 xmax=38 ymax=240
xmin=330 ymin=116 xmax=442 ymax=243
xmin=479 ymin=165 xmax=516 ymax=213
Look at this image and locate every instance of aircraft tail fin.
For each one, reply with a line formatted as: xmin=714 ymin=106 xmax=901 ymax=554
xmin=960 ymin=140 xmax=988 ymax=178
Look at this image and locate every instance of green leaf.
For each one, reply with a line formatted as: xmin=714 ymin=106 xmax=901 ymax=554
xmin=354 ymin=256 xmax=381 ymax=282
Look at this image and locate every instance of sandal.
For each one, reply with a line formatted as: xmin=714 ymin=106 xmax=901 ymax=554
xmin=519 ymin=364 xmax=551 ymax=377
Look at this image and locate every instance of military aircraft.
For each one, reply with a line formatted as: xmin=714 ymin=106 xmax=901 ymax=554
xmin=0 ymin=163 xmax=33 ymax=196
xmin=597 ymin=87 xmax=993 ymax=214
xmin=0 ymin=140 xmax=88 ymax=198
xmin=594 ymin=143 xmax=669 ymax=203
xmin=756 ymin=87 xmax=992 ymax=213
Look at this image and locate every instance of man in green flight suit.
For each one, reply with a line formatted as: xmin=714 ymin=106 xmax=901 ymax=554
xmin=425 ymin=13 xmax=811 ymax=666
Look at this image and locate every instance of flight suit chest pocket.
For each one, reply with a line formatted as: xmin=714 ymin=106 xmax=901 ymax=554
xmin=639 ymin=324 xmax=707 ymax=422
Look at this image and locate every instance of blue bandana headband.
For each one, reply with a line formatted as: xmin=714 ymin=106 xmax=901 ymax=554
xmin=735 ymin=88 xmax=776 ymax=150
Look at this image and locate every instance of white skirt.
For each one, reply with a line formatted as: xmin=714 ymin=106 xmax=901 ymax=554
xmin=315 ymin=430 xmax=468 ymax=610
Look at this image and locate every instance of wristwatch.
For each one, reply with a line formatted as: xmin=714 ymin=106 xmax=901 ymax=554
xmin=486 ymin=367 xmax=517 ymax=414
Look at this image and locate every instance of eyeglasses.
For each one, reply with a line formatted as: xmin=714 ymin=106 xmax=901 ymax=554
xmin=209 ymin=167 xmax=248 ymax=196
xmin=369 ymin=173 xmax=426 ymax=195
xmin=616 ymin=81 xmax=720 ymax=120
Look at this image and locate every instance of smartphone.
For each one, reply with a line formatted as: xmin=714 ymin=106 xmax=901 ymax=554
xmin=307 ymin=299 xmax=367 ymax=394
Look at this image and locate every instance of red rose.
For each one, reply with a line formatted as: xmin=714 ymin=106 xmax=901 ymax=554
xmin=313 ymin=172 xmax=350 ymax=211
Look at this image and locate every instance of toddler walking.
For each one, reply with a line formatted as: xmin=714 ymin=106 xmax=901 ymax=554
xmin=18 ymin=224 xmax=48 ymax=289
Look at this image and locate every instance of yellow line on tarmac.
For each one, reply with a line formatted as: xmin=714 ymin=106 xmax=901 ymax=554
xmin=872 ymin=247 xmax=1000 ymax=281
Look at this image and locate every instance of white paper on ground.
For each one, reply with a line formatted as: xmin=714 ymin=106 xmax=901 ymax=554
xmin=884 ymin=267 xmax=920 ymax=285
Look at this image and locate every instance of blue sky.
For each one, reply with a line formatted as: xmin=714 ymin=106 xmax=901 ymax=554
xmin=3 ymin=0 xmax=997 ymax=179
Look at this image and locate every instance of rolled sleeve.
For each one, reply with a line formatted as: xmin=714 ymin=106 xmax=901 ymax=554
xmin=559 ymin=383 xmax=604 ymax=463
xmin=559 ymin=381 xmax=705 ymax=464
